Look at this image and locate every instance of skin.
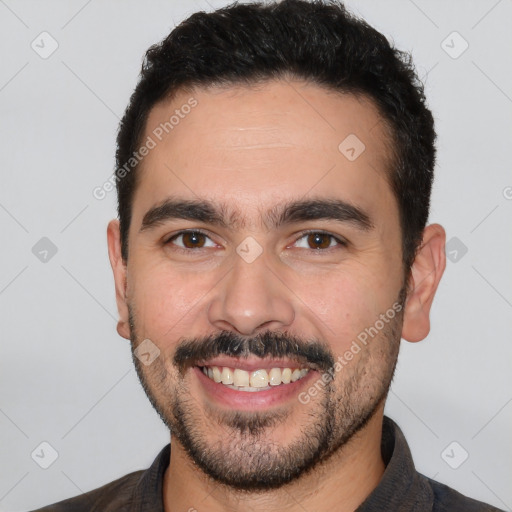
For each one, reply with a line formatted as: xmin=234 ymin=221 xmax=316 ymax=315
xmin=107 ymin=79 xmax=446 ymax=512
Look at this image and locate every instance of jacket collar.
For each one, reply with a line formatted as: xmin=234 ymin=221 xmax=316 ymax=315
xmin=357 ymin=416 xmax=433 ymax=511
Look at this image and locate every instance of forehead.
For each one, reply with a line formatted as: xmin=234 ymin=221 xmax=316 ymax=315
xmin=133 ymin=79 xmax=396 ymax=228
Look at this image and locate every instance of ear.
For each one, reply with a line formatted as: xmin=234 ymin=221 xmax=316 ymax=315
xmin=401 ymin=223 xmax=446 ymax=343
xmin=107 ymin=219 xmax=131 ymax=340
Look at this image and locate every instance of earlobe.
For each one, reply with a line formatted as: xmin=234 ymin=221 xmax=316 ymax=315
xmin=401 ymin=224 xmax=446 ymax=343
xmin=106 ymin=220 xmax=131 ymax=340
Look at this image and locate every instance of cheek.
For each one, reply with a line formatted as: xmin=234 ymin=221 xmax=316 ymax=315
xmin=128 ymin=264 xmax=191 ymax=335
xmin=128 ymin=260 xmax=221 ymax=339
xmin=298 ymin=268 xmax=397 ymax=352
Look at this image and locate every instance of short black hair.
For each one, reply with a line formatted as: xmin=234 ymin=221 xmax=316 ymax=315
xmin=115 ymin=0 xmax=436 ymax=273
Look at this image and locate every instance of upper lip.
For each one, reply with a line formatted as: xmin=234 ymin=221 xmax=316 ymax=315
xmin=196 ymin=356 xmax=315 ymax=372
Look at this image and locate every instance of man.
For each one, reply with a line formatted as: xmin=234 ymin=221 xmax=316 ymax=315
xmin=33 ymin=0 xmax=502 ymax=510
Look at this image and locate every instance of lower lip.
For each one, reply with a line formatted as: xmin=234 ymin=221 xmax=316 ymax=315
xmin=193 ymin=366 xmax=318 ymax=410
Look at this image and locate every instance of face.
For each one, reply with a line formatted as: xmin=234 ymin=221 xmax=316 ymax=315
xmin=112 ymin=80 xmax=409 ymax=490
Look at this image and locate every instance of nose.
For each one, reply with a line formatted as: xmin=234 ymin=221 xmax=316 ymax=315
xmin=207 ymin=251 xmax=295 ymax=336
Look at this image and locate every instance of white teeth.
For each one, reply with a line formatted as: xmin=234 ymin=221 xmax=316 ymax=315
xmin=201 ymin=365 xmax=310 ymax=390
xmin=291 ymin=369 xmax=300 ymax=382
xmin=249 ymin=369 xmax=269 ymax=388
xmin=268 ymin=368 xmax=281 ymax=386
xmin=221 ymin=366 xmax=233 ymax=384
xmin=291 ymin=369 xmax=308 ymax=381
xmin=233 ymin=368 xmax=249 ymax=387
xmin=212 ymin=366 xmax=222 ymax=383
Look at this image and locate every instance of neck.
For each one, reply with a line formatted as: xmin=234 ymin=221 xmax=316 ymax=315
xmin=163 ymin=408 xmax=386 ymax=512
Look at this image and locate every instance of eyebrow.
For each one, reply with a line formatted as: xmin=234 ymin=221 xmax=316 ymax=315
xmin=139 ymin=197 xmax=373 ymax=233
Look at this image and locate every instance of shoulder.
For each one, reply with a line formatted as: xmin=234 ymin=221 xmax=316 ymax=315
xmin=30 ymin=469 xmax=144 ymax=512
xmin=426 ymin=476 xmax=505 ymax=512
xmin=30 ymin=443 xmax=171 ymax=512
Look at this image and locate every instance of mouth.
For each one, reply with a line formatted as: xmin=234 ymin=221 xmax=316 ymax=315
xmin=198 ymin=364 xmax=310 ymax=392
xmin=193 ymin=357 xmax=319 ymax=409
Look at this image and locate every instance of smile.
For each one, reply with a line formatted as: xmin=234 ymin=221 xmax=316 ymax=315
xmin=199 ymin=365 xmax=310 ymax=392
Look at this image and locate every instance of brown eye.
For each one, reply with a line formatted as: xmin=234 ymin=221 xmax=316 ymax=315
xmin=307 ymin=232 xmax=334 ymax=249
xmin=181 ymin=231 xmax=206 ymax=248
xmin=293 ymin=231 xmax=345 ymax=251
xmin=167 ymin=231 xmax=215 ymax=250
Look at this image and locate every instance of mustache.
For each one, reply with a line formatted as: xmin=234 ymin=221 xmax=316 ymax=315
xmin=173 ymin=330 xmax=335 ymax=375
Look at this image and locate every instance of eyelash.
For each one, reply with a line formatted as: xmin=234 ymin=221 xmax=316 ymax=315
xmin=164 ymin=229 xmax=347 ymax=254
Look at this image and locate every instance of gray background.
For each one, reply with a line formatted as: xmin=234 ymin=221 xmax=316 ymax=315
xmin=1 ymin=0 xmax=511 ymax=510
